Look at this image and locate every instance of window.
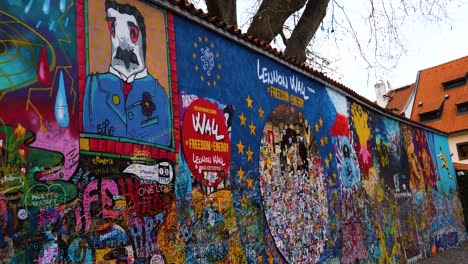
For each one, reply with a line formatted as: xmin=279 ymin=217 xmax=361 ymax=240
xmin=457 ymin=142 xmax=468 ymax=160
xmin=443 ymin=77 xmax=466 ymax=90
xmin=419 ymin=110 xmax=440 ymax=122
xmin=457 ymin=102 xmax=468 ymax=115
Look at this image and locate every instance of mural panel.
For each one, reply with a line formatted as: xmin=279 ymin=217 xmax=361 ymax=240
xmin=83 ymin=0 xmax=173 ymax=148
xmin=175 ymin=94 xmax=245 ymax=264
xmin=77 ymin=0 xmax=179 ymax=263
xmin=1 ymin=0 xmax=465 ymax=263
xmin=259 ymin=104 xmax=328 ymax=263
xmin=0 ymin=0 xmax=79 ymax=262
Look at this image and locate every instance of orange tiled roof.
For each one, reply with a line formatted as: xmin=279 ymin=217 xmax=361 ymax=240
xmin=418 ymin=100 xmax=443 ymax=114
xmin=385 ymin=84 xmax=414 ymax=114
xmin=410 ymin=56 xmax=468 ymax=133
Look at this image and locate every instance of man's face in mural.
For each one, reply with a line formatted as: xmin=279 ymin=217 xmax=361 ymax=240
xmin=106 ymin=4 xmax=145 ymax=78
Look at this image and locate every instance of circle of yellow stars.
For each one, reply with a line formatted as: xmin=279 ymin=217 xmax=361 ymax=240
xmin=235 ymin=94 xmax=339 ymax=226
xmin=192 ymin=36 xmax=221 ymax=87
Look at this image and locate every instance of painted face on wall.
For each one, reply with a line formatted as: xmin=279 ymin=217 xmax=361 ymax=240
xmin=106 ymin=5 xmax=145 ymax=78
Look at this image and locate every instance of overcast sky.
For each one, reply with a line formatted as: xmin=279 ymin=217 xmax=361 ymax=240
xmin=312 ymin=0 xmax=468 ymax=101
xmin=193 ymin=0 xmax=467 ymax=101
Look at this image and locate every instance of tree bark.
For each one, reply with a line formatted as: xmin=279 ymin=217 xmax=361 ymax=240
xmin=247 ymin=0 xmax=307 ymax=43
xmin=206 ymin=0 xmax=238 ymax=28
xmin=284 ymin=0 xmax=329 ymax=62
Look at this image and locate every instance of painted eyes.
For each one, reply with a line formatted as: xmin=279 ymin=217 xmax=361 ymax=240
xmin=107 ymin=20 xmax=139 ymax=43
xmin=130 ymin=25 xmax=139 ymax=43
xmin=108 ymin=20 xmax=115 ymax=37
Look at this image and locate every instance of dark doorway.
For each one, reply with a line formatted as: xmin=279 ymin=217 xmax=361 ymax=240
xmin=456 ymin=170 xmax=468 ymax=232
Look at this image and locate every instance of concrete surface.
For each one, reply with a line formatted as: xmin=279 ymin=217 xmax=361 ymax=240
xmin=416 ymin=245 xmax=468 ymax=264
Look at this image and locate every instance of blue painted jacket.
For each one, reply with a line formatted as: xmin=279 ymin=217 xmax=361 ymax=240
xmin=83 ymin=72 xmax=171 ymax=146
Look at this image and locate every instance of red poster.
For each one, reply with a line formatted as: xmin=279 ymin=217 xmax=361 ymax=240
xmin=182 ymin=99 xmax=231 ymax=187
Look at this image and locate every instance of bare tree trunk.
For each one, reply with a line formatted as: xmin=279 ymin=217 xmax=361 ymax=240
xmin=247 ymin=0 xmax=307 ymax=43
xmin=285 ymin=0 xmax=329 ymax=62
xmin=206 ymin=0 xmax=238 ymax=28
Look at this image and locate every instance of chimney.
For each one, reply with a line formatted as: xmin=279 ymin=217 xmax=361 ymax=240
xmin=375 ymin=81 xmax=390 ymax=108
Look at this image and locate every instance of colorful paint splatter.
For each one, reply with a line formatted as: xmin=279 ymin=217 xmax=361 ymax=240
xmin=0 ymin=0 xmax=465 ymax=263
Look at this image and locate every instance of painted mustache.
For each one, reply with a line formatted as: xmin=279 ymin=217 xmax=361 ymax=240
xmin=114 ymin=47 xmax=139 ymax=69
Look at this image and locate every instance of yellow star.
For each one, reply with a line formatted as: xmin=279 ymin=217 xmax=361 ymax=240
xmin=239 ymin=113 xmax=247 ymax=126
xmin=240 ymin=194 xmax=248 ymax=208
xmin=217 ymin=64 xmax=222 ymax=69
xmin=249 ymin=121 xmax=256 ymax=136
xmin=194 ymin=65 xmax=199 ymax=71
xmin=329 ymin=152 xmax=333 ymax=160
xmin=324 ymin=136 xmax=328 ymax=144
xmin=217 ymin=74 xmax=221 ymax=80
xmin=237 ymin=140 xmax=245 ymax=154
xmin=210 ymin=43 xmax=214 ymax=48
xmin=315 ymin=123 xmax=319 ymax=132
xmin=258 ymin=107 xmax=264 ymax=119
xmin=328 ymin=178 xmax=333 ymax=186
xmin=246 ymin=95 xmax=253 ymax=108
xmin=333 ymin=172 xmax=337 ymax=179
xmin=320 ymin=138 xmax=324 ymax=146
xmin=205 ymin=36 xmax=208 ymax=42
xmin=319 ymin=117 xmax=323 ymax=126
xmin=268 ymin=254 xmax=274 ymax=264
xmin=216 ymin=52 xmax=220 ymax=58
xmin=200 ymin=76 xmax=204 ymax=81
xmin=213 ymin=81 xmax=217 ymax=86
xmin=246 ymin=178 xmax=254 ymax=189
xmin=194 ymin=42 xmax=198 ymax=48
xmin=198 ymin=36 xmax=202 ymax=42
xmin=192 ymin=52 xmax=197 ymax=59
xmin=207 ymin=81 xmax=211 ymax=86
xmin=325 ymin=158 xmax=330 ymax=168
xmin=246 ymin=147 xmax=254 ymax=161
xmin=333 ymin=189 xmax=338 ymax=197
xmin=238 ymin=166 xmax=245 ymax=180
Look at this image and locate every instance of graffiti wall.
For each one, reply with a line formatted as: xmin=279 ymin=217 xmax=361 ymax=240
xmin=0 ymin=0 xmax=465 ymax=263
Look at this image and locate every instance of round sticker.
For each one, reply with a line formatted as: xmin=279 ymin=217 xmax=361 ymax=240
xmin=182 ymin=99 xmax=231 ymax=187
xmin=18 ymin=209 xmax=28 ymax=220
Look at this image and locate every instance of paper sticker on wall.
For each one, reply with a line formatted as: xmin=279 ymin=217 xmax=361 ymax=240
xmin=123 ymin=161 xmax=174 ymax=184
xmin=182 ymin=98 xmax=231 ymax=187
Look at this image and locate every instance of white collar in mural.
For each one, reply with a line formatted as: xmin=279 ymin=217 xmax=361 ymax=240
xmin=109 ymin=66 xmax=148 ymax=83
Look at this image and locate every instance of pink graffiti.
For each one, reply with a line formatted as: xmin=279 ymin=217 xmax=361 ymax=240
xmin=30 ymin=126 xmax=79 ymax=181
xmin=75 ymin=179 xmax=119 ymax=232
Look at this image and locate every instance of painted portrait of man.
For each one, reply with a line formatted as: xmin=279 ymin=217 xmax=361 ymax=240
xmin=83 ymin=0 xmax=172 ymax=146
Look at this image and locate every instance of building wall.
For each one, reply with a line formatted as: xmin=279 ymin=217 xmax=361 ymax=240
xmin=0 ymin=1 xmax=465 ymax=263
xmin=448 ymin=132 xmax=468 ymax=164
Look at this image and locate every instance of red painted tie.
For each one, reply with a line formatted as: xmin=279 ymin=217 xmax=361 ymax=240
xmin=123 ymin=82 xmax=132 ymax=101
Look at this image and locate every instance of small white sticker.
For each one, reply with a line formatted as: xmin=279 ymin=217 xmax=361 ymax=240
xmin=18 ymin=209 xmax=28 ymax=220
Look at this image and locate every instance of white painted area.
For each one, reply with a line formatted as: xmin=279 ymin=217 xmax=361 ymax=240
xmin=448 ymin=132 xmax=468 ymax=164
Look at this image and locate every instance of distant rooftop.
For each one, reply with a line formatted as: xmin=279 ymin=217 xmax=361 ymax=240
xmin=410 ymin=56 xmax=468 ymax=133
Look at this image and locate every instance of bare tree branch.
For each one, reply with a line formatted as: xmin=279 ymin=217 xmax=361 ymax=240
xmin=205 ymin=0 xmax=237 ymax=27
xmin=189 ymin=0 xmax=456 ymax=84
xmin=284 ymin=0 xmax=330 ymax=62
xmin=247 ymin=0 xmax=307 ymax=43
